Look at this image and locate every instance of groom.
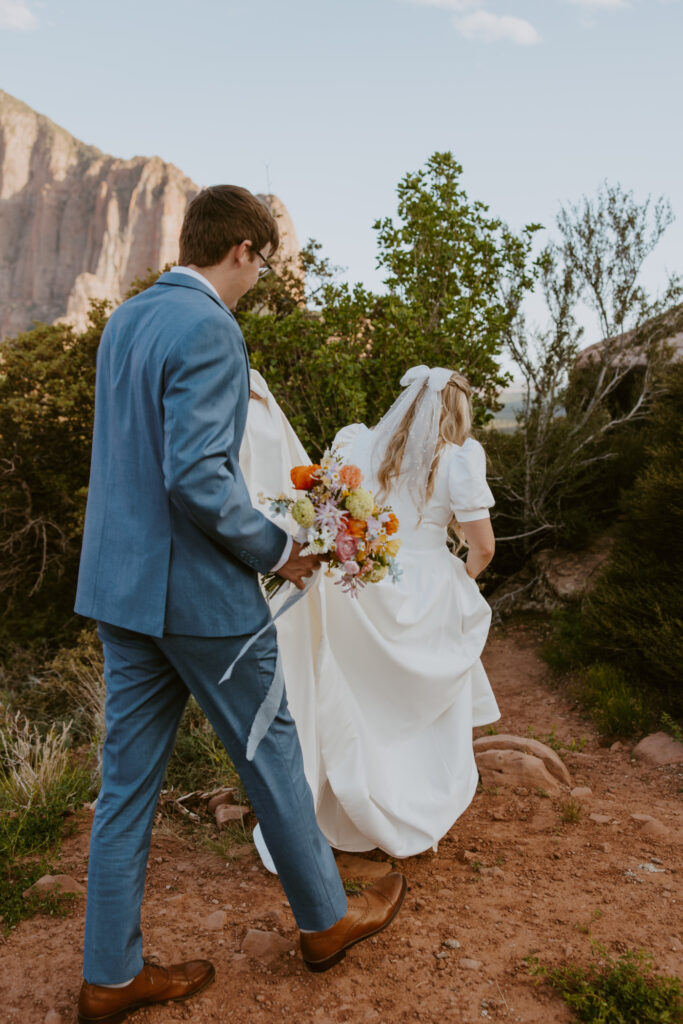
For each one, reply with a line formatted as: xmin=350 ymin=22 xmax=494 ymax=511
xmin=74 ymin=185 xmax=406 ymax=1023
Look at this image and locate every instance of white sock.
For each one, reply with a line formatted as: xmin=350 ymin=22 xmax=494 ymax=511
xmin=98 ymin=977 xmax=135 ymax=988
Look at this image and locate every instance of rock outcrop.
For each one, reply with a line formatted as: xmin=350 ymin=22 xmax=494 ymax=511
xmin=0 ymin=91 xmax=299 ymax=337
xmin=489 ymin=532 xmax=614 ymax=618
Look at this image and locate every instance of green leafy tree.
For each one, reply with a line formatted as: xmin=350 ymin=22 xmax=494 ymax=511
xmin=367 ymin=151 xmax=540 ymax=423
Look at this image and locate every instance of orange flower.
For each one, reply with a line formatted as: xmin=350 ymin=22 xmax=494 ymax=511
xmin=339 ymin=464 xmax=363 ymax=489
xmin=346 ymin=518 xmax=367 ymax=539
xmin=290 ymin=464 xmax=320 ymax=490
xmin=385 ymin=513 xmax=399 ymax=536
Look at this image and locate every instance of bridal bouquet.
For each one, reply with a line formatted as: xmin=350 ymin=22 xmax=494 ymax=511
xmin=261 ymin=447 xmax=402 ymax=597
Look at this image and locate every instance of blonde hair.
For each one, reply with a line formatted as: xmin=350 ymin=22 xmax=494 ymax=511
xmin=376 ymin=371 xmax=474 ymax=505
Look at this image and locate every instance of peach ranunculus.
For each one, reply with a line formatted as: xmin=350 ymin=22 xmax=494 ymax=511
xmin=385 ymin=512 xmax=399 ymax=536
xmin=346 ymin=517 xmax=367 ymax=539
xmin=339 ymin=464 xmax=363 ymax=489
xmin=290 ymin=464 xmax=321 ymax=490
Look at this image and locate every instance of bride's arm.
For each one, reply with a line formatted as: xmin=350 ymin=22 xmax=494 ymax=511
xmin=459 ymin=518 xmax=495 ymax=580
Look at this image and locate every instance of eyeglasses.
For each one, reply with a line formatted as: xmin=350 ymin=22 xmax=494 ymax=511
xmin=256 ymin=250 xmax=272 ymax=278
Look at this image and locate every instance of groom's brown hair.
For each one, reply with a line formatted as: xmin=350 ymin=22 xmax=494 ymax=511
xmin=179 ymin=185 xmax=279 ymax=267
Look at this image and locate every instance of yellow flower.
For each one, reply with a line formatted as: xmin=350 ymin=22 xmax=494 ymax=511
xmin=368 ymin=564 xmax=388 ymax=583
xmin=344 ymin=487 xmax=374 ymax=521
xmin=291 ymin=497 xmax=315 ymax=528
xmin=384 ymin=537 xmax=402 ymax=559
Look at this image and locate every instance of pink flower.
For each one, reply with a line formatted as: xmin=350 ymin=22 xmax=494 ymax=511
xmin=343 ymin=560 xmax=360 ymax=576
xmin=335 ymin=531 xmax=359 ymax=562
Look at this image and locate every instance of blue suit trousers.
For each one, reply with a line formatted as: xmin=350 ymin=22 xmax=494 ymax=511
xmin=83 ymin=623 xmax=347 ymax=985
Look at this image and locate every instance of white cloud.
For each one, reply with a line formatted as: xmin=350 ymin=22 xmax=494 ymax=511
xmin=565 ymin=0 xmax=627 ymax=7
xmin=0 ymin=0 xmax=37 ymax=29
xmin=408 ymin=0 xmax=482 ymax=8
xmin=455 ymin=10 xmax=541 ymax=44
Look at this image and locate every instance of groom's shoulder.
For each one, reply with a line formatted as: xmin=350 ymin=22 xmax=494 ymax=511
xmin=106 ymin=278 xmax=237 ymax=343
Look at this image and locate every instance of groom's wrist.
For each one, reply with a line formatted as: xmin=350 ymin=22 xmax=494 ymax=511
xmin=271 ymin=534 xmax=293 ymax=573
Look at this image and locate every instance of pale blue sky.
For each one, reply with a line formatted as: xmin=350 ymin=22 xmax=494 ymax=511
xmin=1 ymin=0 xmax=681 ymax=346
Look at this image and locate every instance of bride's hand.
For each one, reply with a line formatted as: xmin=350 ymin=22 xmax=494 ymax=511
xmin=277 ymin=540 xmax=322 ymax=591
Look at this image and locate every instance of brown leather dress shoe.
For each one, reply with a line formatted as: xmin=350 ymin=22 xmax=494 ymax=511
xmin=300 ymin=871 xmax=407 ymax=972
xmin=77 ymin=958 xmax=215 ymax=1023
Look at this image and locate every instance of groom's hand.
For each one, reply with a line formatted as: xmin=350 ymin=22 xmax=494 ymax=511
xmin=277 ymin=540 xmax=322 ymax=591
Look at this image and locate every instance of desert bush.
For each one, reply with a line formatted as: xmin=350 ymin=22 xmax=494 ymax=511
xmin=492 ymin=181 xmax=681 ymax=570
xmin=545 ymin=363 xmax=683 ymax=728
xmin=528 ymin=948 xmax=683 ymax=1023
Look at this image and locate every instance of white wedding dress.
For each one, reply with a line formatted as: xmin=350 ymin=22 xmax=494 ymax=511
xmin=240 ymin=373 xmax=500 ymax=862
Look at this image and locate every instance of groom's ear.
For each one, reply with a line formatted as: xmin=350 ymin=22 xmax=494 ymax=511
xmin=235 ymin=239 xmax=254 ymax=265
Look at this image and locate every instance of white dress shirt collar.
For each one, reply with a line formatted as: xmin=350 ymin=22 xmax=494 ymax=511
xmin=170 ymin=265 xmax=221 ymax=300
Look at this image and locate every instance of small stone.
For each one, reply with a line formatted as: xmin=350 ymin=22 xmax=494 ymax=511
xmin=207 ymin=788 xmax=238 ymax=813
xmin=570 ymin=787 xmax=592 ymax=798
xmin=460 ymin=958 xmax=483 ymax=971
xmin=22 ymin=874 xmax=85 ymax=899
xmin=215 ymin=804 xmax=250 ymax=827
xmin=443 ymin=939 xmax=461 ymax=949
xmin=610 ymin=741 xmax=623 ymax=752
xmin=632 ymin=732 xmax=683 ymax=767
xmin=255 ymin=994 xmax=265 ymax=1003
xmin=598 ymin=843 xmax=610 ymax=853
xmin=167 ymin=893 xmax=186 ymax=907
xmin=491 ymin=810 xmax=506 ymax=821
xmin=670 ymin=937 xmax=683 ymax=952
xmin=636 ymin=863 xmax=666 ymax=873
xmin=241 ymin=929 xmax=295 ymax=962
xmin=473 ymin=733 xmax=571 ymax=786
xmin=640 ymin=819 xmax=670 ymax=840
xmin=475 ymin=749 xmax=564 ymax=796
xmin=460 ymin=850 xmax=479 ymax=863
xmin=335 ymin=853 xmax=393 ymax=882
xmin=435 ymin=951 xmax=449 ymax=959
xmin=204 ymin=910 xmax=226 ymax=931
xmin=480 ymin=866 xmax=504 ymax=879
xmin=44 ymin=1013 xmax=62 ymax=1024
xmin=589 ymin=813 xmax=611 ymax=825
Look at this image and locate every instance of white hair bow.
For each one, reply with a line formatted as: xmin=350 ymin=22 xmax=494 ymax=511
xmin=400 ymin=365 xmax=453 ymax=392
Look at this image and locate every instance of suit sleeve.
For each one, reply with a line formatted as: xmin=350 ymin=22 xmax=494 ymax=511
xmin=162 ymin=315 xmax=288 ymax=574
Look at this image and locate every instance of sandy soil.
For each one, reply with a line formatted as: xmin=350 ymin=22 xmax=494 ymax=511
xmin=1 ymin=618 xmax=681 ymax=1024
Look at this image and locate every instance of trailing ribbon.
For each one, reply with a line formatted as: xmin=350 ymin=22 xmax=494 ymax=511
xmin=219 ymin=573 xmax=318 ymax=761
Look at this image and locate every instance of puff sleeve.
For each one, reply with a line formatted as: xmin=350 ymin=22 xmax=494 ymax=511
xmin=334 ymin=422 xmax=367 ymax=451
xmin=448 ymin=438 xmax=494 ymax=522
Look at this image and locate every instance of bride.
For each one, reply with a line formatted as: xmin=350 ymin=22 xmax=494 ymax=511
xmin=240 ymin=365 xmax=500 ymax=864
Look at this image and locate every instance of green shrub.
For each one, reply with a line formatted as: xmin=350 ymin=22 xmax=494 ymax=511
xmin=544 ymin=364 xmax=683 ymax=729
xmin=529 ymin=948 xmax=683 ymax=1023
xmin=578 ymin=663 xmax=652 ymax=739
xmin=1 ymin=857 xmax=81 ymax=935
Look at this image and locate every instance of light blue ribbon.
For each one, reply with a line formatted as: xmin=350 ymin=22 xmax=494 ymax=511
xmin=219 ymin=574 xmax=318 ymax=761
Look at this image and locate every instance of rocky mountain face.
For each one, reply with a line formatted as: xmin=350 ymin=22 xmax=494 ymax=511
xmin=0 ymin=91 xmax=299 ymax=337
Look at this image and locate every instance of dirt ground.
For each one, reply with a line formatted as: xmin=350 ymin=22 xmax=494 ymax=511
xmin=1 ymin=618 xmax=681 ymax=1024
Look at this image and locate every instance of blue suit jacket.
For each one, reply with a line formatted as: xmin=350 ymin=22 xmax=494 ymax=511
xmin=75 ymin=271 xmax=287 ymax=637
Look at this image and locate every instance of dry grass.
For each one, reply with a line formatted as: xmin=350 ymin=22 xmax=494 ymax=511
xmin=0 ymin=708 xmax=73 ymax=809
